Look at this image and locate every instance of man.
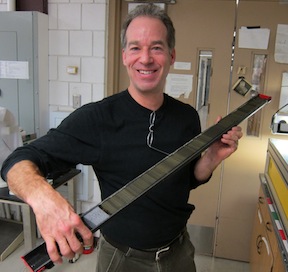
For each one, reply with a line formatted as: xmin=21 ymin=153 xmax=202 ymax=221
xmin=1 ymin=4 xmax=242 ymax=272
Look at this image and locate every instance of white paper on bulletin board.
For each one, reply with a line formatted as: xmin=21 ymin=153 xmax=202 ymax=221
xmin=0 ymin=60 xmax=29 ymax=79
xmin=282 ymin=72 xmax=288 ymax=86
xmin=279 ymin=72 xmax=288 ymax=108
xmin=279 ymin=87 xmax=288 ymax=109
xmin=174 ymin=61 xmax=191 ymax=71
xmin=165 ymin=73 xmax=193 ymax=99
xmin=238 ymin=27 xmax=270 ymax=49
xmin=275 ymin=24 xmax=288 ymax=64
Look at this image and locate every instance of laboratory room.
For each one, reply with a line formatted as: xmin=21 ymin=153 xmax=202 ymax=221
xmin=0 ymin=0 xmax=288 ymax=272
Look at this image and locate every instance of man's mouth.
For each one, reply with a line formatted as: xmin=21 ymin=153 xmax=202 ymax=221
xmin=138 ymin=70 xmax=156 ymax=75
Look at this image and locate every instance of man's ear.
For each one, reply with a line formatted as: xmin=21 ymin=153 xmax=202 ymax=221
xmin=170 ymin=48 xmax=176 ymax=65
xmin=122 ymin=49 xmax=127 ymax=66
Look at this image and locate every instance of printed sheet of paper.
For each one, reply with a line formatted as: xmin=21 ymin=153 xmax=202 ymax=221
xmin=279 ymin=72 xmax=288 ymax=108
xmin=0 ymin=60 xmax=29 ymax=79
xmin=238 ymin=27 xmax=270 ymax=49
xmin=275 ymin=24 xmax=288 ymax=64
xmin=174 ymin=62 xmax=191 ymax=71
xmin=165 ymin=73 xmax=193 ymax=99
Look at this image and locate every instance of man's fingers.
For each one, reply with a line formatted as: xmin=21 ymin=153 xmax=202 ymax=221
xmin=75 ymin=227 xmax=94 ymax=252
xmin=46 ymin=237 xmax=63 ymax=264
xmin=57 ymin=238 xmax=77 ymax=260
xmin=215 ymin=115 xmax=222 ymax=124
xmin=40 ymin=212 xmax=93 ymax=263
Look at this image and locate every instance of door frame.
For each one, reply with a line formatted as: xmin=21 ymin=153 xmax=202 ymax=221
xmin=106 ymin=0 xmax=122 ymax=97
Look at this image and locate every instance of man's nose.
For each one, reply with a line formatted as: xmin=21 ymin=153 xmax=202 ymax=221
xmin=140 ymin=49 xmax=153 ymax=64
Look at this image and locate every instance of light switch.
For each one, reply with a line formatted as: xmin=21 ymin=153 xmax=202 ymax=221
xmin=237 ymin=66 xmax=247 ymax=75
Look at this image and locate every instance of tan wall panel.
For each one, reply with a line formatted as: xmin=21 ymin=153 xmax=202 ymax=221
xmin=168 ymin=0 xmax=235 ymax=113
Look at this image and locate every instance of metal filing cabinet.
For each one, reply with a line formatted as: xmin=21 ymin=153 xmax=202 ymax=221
xmin=0 ymin=11 xmax=48 ymax=137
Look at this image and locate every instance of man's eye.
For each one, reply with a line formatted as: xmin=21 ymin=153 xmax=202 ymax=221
xmin=130 ymin=47 xmax=139 ymax=51
xmin=152 ymin=46 xmax=163 ymax=51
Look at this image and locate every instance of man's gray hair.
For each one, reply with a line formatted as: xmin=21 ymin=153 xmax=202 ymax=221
xmin=121 ymin=4 xmax=175 ymax=52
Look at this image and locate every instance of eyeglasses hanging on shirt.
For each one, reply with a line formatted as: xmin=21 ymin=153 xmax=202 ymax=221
xmin=146 ymin=111 xmax=170 ymax=156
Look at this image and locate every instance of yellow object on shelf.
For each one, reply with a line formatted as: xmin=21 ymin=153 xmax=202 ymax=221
xmin=268 ymin=158 xmax=288 ymax=220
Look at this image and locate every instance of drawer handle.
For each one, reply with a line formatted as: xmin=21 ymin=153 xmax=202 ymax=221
xmin=256 ymin=235 xmax=270 ymax=255
xmin=258 ymin=196 xmax=264 ymax=204
xmin=262 ymin=237 xmax=270 ymax=255
xmin=256 ymin=235 xmax=262 ymax=254
xmin=266 ymin=222 xmax=272 ymax=232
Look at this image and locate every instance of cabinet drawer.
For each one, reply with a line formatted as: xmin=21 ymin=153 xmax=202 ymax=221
xmin=257 ymin=187 xmax=279 ymax=256
xmin=250 ymin=206 xmax=274 ymax=272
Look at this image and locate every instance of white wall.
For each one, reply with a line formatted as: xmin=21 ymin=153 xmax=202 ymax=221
xmin=47 ymin=0 xmax=106 ymax=111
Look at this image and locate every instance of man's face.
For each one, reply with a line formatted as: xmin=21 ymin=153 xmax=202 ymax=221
xmin=122 ymin=16 xmax=175 ymax=95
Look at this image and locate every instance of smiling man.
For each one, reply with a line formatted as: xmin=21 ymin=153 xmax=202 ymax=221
xmin=122 ymin=15 xmax=175 ymax=110
xmin=1 ymin=4 xmax=242 ymax=272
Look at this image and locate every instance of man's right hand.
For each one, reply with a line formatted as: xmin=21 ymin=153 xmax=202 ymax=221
xmin=7 ymin=160 xmax=94 ymax=264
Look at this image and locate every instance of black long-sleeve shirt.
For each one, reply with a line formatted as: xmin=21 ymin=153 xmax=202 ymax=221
xmin=1 ymin=90 xmax=207 ymax=249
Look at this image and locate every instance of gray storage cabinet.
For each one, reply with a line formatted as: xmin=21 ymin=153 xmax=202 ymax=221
xmin=0 ymin=11 xmax=48 ymax=137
